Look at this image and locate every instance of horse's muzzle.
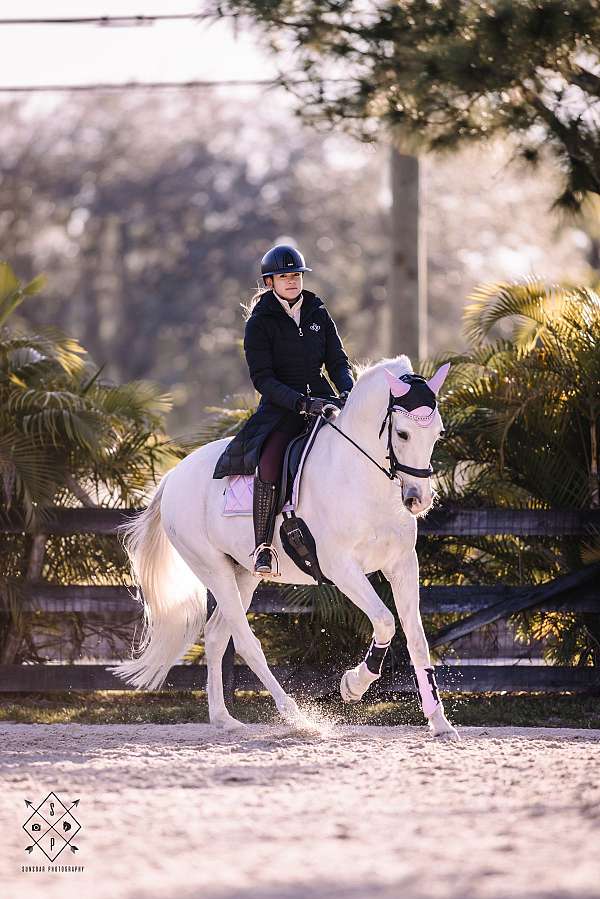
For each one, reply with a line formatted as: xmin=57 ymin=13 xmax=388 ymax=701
xmin=402 ymin=484 xmax=432 ymax=515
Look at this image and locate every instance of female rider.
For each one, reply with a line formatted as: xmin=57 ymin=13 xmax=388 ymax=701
xmin=212 ymin=244 xmax=354 ymax=577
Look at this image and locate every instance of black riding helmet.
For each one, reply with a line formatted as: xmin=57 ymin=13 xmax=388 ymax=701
xmin=260 ymin=244 xmax=312 ymax=284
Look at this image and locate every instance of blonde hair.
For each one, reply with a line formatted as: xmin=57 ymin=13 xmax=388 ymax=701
xmin=241 ymin=282 xmax=270 ymax=322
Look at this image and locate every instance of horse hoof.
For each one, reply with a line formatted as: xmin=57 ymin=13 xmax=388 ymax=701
xmin=212 ymin=715 xmax=247 ymax=732
xmin=279 ymin=699 xmax=302 ymax=724
xmin=276 ymin=700 xmax=313 ymax=732
xmin=433 ymin=727 xmax=461 ymax=742
xmin=340 ymin=671 xmax=363 ymax=703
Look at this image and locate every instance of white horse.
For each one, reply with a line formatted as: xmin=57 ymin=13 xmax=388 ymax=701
xmin=109 ymin=355 xmax=459 ymax=740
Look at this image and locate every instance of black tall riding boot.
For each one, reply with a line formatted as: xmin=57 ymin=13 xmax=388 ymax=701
xmin=251 ymin=475 xmax=280 ymax=577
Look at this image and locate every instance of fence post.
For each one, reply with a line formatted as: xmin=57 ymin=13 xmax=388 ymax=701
xmin=206 ymin=591 xmax=235 ymax=706
xmin=222 ymin=638 xmax=236 ymax=706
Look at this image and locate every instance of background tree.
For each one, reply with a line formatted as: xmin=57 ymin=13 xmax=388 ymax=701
xmin=224 ymin=0 xmax=600 ymax=211
xmin=0 ymin=263 xmax=175 ymax=664
xmin=1 ymin=94 xmax=589 ymax=435
xmin=0 ymin=94 xmax=390 ymax=431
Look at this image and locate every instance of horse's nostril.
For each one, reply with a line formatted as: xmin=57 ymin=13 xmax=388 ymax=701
xmin=405 ymin=496 xmax=419 ymax=510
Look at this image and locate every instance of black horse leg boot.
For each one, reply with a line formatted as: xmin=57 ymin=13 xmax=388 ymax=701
xmin=251 ymin=475 xmax=281 ymax=578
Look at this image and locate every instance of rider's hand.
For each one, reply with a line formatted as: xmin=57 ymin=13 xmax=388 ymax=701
xmin=308 ymin=397 xmax=327 ymax=415
xmin=338 ymin=390 xmax=351 ymax=407
xmin=296 ymin=396 xmax=326 ymax=415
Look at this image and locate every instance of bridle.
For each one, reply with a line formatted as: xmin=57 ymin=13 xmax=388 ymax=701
xmin=376 ymin=386 xmax=434 ymax=479
xmin=317 ymin=374 xmax=436 ymax=484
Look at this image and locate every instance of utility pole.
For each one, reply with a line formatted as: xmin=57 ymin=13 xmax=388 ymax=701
xmin=389 ymin=146 xmax=427 ymax=363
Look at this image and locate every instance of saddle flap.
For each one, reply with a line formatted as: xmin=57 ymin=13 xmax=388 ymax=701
xmin=277 ymin=414 xmax=329 ymax=514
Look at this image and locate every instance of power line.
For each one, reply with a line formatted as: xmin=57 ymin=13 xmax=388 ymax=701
xmin=0 ymin=11 xmax=290 ymax=95
xmin=0 ymin=12 xmax=278 ymax=95
xmin=0 ymin=78 xmax=290 ymax=94
xmin=0 ymin=13 xmax=218 ymax=27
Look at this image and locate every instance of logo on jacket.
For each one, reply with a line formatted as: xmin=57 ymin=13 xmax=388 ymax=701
xmin=309 ymin=323 xmax=320 ymax=332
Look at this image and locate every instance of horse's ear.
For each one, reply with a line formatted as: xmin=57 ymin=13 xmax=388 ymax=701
xmin=426 ymin=362 xmax=451 ymax=395
xmin=383 ymin=368 xmax=411 ymax=397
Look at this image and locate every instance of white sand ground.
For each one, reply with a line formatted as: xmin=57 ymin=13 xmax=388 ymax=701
xmin=0 ymin=720 xmax=599 ymax=899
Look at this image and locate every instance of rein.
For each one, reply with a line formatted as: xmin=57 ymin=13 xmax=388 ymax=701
xmin=321 ymin=415 xmax=399 ymax=482
xmin=317 ymin=388 xmax=434 ymax=483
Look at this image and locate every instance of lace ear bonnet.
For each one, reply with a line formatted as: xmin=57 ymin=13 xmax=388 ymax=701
xmin=382 ymin=363 xmax=451 ymax=429
xmin=376 ymin=363 xmax=451 ymax=479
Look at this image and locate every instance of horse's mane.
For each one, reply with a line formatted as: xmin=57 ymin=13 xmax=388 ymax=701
xmin=345 ymin=354 xmax=413 ymax=418
xmin=354 ymin=354 xmax=412 ymax=383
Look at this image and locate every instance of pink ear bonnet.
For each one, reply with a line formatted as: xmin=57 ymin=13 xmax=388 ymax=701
xmin=383 ymin=363 xmax=450 ymax=427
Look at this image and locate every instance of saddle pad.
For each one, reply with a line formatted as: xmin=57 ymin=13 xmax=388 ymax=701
xmin=222 ymin=411 xmax=328 ymax=516
xmin=222 ymin=475 xmax=294 ymax=516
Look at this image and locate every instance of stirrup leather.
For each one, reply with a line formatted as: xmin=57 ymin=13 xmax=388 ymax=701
xmin=251 ymin=543 xmax=281 ymax=578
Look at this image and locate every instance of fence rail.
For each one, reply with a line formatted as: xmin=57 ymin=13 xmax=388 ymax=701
xmin=3 ymin=506 xmax=600 ymax=536
xmin=17 ymin=579 xmax=600 ymax=617
xmin=1 ymin=506 xmax=599 ymax=696
xmin=1 ymin=663 xmax=598 ymax=694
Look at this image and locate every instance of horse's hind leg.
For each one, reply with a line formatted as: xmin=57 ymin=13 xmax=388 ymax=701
xmin=204 ymin=566 xmax=256 ymax=730
xmin=175 ymin=545 xmax=303 ymax=724
xmin=204 ymin=608 xmax=242 ymax=730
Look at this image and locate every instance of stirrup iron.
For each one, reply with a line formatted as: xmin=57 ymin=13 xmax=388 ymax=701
xmin=251 ymin=543 xmax=281 ymax=579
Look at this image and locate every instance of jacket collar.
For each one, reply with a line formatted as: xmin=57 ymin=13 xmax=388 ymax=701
xmin=251 ymin=289 xmax=324 ymax=321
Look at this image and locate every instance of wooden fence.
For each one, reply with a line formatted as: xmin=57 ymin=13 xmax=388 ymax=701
xmin=1 ymin=506 xmax=599 ymax=696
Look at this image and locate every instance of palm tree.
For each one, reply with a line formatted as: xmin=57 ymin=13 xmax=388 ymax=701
xmin=433 ymin=279 xmax=600 ymax=664
xmin=0 ymin=262 xmax=177 ymax=663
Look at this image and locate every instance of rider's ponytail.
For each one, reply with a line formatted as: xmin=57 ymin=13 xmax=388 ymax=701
xmin=241 ymin=283 xmax=269 ymax=322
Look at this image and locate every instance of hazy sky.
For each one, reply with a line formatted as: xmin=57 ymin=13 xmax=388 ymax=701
xmin=0 ymin=1 xmax=275 ymax=87
xmin=0 ymin=1 xmax=373 ymax=175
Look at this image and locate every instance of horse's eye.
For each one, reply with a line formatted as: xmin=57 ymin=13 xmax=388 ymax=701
xmin=396 ymin=430 xmax=409 ymax=441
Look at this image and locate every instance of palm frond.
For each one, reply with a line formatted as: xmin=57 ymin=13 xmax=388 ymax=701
xmin=189 ymin=400 xmax=257 ymax=447
xmin=0 ymin=330 xmax=86 ymax=381
xmin=0 ymin=430 xmax=61 ymax=527
xmin=463 ymin=277 xmax=555 ymax=344
xmin=90 ymin=380 xmax=172 ymax=424
xmin=0 ymin=262 xmax=46 ymax=328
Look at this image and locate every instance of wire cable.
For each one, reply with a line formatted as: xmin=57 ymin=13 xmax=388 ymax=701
xmin=0 ymin=78 xmax=291 ymax=93
xmin=0 ymin=13 xmax=218 ymax=27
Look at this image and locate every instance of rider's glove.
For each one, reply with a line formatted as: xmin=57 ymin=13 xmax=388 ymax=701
xmin=296 ymin=396 xmax=326 ymax=415
xmin=338 ymin=389 xmax=351 ymax=407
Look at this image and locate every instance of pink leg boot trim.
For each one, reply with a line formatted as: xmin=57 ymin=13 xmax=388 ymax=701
xmin=412 ymin=665 xmax=442 ymax=718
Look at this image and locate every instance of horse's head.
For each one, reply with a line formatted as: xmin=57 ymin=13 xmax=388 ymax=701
xmin=382 ymin=362 xmax=450 ymax=515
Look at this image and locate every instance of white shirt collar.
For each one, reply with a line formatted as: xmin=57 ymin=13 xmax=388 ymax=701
xmin=274 ymin=290 xmax=303 ymax=324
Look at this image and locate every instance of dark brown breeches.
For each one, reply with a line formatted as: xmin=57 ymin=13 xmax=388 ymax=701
xmin=258 ymin=415 xmax=306 ymax=484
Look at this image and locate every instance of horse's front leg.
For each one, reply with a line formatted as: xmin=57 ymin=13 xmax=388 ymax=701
xmin=382 ymin=552 xmax=460 ymax=741
xmin=327 ymin=561 xmax=396 ymax=702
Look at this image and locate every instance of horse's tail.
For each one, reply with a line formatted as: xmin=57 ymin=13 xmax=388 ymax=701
xmin=107 ymin=472 xmax=208 ymax=691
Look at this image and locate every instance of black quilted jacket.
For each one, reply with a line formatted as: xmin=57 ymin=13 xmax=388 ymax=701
xmin=212 ymin=289 xmax=354 ymax=478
